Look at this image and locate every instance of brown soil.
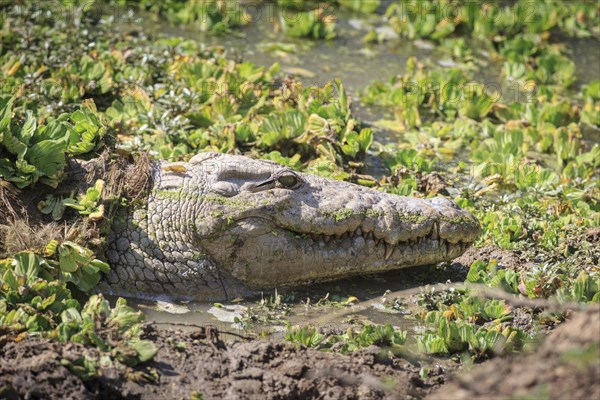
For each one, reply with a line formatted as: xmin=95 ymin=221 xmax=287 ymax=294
xmin=427 ymin=306 xmax=600 ymax=400
xmin=451 ymin=245 xmax=527 ymax=271
xmin=0 ymin=230 xmax=596 ymax=400
xmin=1 ymin=307 xmax=599 ymax=399
xmin=0 ymin=326 xmax=442 ymax=400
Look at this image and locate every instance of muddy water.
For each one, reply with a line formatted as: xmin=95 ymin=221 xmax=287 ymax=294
xmin=114 ymin=4 xmax=599 ymax=331
xmin=112 ymin=262 xmax=467 ymax=338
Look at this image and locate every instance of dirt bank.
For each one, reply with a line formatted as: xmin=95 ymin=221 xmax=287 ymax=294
xmin=427 ymin=306 xmax=600 ymax=400
xmin=1 ymin=308 xmax=598 ymax=400
xmin=0 ymin=326 xmax=444 ymax=400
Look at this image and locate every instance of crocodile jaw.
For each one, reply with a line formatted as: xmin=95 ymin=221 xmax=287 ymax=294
xmin=202 ymin=216 xmax=474 ymax=288
xmin=189 ymin=155 xmax=480 ymax=288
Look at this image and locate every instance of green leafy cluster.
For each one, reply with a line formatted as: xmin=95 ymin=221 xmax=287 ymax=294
xmin=384 ymin=0 xmax=599 ymax=42
xmin=468 ymin=260 xmax=600 ymax=304
xmin=59 ymin=296 xmax=158 ymax=379
xmin=105 ymin=0 xmax=250 ymax=34
xmin=362 ymin=57 xmax=496 ymax=128
xmin=174 ymin=0 xmax=251 ymax=33
xmin=1 ymin=247 xmax=109 ymax=298
xmin=0 ymin=3 xmax=373 ymax=188
xmin=334 ymin=323 xmax=407 ymax=353
xmin=0 ymin=252 xmax=79 ymax=335
xmin=1 ymin=2 xmax=373 ymax=177
xmin=43 ymin=241 xmax=110 ymax=293
xmin=337 ymin=0 xmax=380 ymax=14
xmin=0 ymin=97 xmax=105 ymax=188
xmin=417 ymin=312 xmax=529 ymax=357
xmin=280 ymin=7 xmax=337 ymax=40
xmin=414 ymin=277 xmax=531 ymax=358
xmin=0 ymin=252 xmax=155 ymax=379
xmin=39 ymin=179 xmax=106 ymax=221
xmin=109 ymin=0 xmax=380 ymax=37
xmin=285 ymin=322 xmax=407 ymax=354
xmin=278 ymin=0 xmax=381 ymax=14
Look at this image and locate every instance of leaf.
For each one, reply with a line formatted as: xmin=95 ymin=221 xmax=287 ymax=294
xmin=2 ymin=126 xmax=28 ymax=158
xmin=2 ymin=269 xmax=18 ymax=291
xmin=20 ymin=111 xmax=37 ymax=145
xmin=357 ymin=128 xmax=373 ymax=152
xmin=13 ymin=252 xmax=40 ymax=282
xmin=338 ymin=0 xmax=380 ymax=13
xmin=341 ymin=296 xmax=359 ymax=306
xmin=308 ymin=114 xmax=329 ymax=134
xmin=130 ymin=340 xmax=158 ymax=363
xmin=26 ymin=140 xmax=67 ymax=176
xmin=58 ymin=246 xmax=79 ymax=273
xmin=584 ymin=80 xmax=600 ymax=100
xmin=90 ymin=259 xmax=110 ymax=274
xmin=40 ymin=294 xmax=57 ymax=311
xmin=0 ymin=96 xmax=15 ymax=133
xmin=61 ymin=308 xmax=83 ymax=324
xmin=162 ymin=165 xmax=188 ymax=174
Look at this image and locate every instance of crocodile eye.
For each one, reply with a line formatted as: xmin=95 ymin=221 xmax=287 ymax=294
xmin=277 ymin=174 xmax=300 ymax=189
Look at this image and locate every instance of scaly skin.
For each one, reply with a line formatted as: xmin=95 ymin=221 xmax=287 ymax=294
xmin=100 ymin=152 xmax=481 ymax=301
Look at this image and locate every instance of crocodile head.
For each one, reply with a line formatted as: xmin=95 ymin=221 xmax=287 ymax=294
xmin=150 ymin=152 xmax=480 ymax=291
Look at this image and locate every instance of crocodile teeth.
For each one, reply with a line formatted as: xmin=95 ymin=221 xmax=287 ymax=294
xmin=366 ymin=232 xmax=374 ymax=240
xmin=431 ymin=222 xmax=439 ymax=240
xmin=384 ymin=242 xmax=395 ymax=260
xmin=355 ymin=228 xmax=362 ymax=237
xmin=324 ymin=235 xmax=332 ymax=244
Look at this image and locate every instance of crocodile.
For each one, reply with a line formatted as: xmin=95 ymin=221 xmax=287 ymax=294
xmin=96 ymin=152 xmax=481 ymax=301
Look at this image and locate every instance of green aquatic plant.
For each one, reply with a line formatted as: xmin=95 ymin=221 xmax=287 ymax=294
xmin=44 ymin=241 xmax=110 ymax=293
xmin=361 ymin=58 xmax=496 ymax=128
xmin=285 ymin=325 xmax=326 ymax=348
xmin=0 ymin=98 xmax=106 ymax=189
xmin=39 ymin=179 xmax=106 ymax=221
xmin=0 ymin=252 xmax=156 ymax=379
xmin=337 ymin=0 xmax=380 ymax=14
xmin=336 ymin=323 xmax=407 ymax=352
xmin=466 ymin=260 xmax=599 ymax=304
xmin=175 ymin=0 xmax=251 ymax=33
xmin=581 ymin=80 xmax=600 ymax=127
xmin=285 ymin=323 xmax=408 ymax=355
xmin=467 ymin=260 xmax=520 ymax=294
xmin=107 ymin=0 xmax=250 ymax=34
xmin=281 ymin=7 xmax=336 ymax=40
xmin=384 ymin=0 xmax=599 ymax=43
xmin=1 ymin=3 xmax=373 ymax=174
xmin=418 ymin=309 xmax=530 ymax=358
xmin=0 ymin=97 xmax=69 ymax=188
xmin=278 ymin=0 xmax=380 ymax=14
